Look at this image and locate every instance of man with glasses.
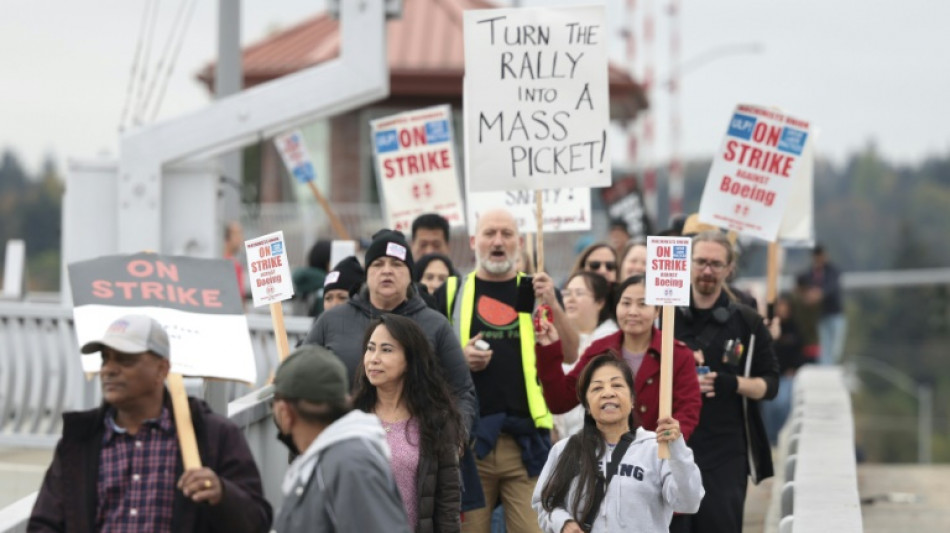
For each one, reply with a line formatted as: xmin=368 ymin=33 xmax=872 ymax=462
xmin=671 ymin=230 xmax=780 ymax=533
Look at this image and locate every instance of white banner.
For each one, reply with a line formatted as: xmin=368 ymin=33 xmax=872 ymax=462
xmin=467 ymin=187 xmax=592 ymax=234
xmin=244 ymin=231 xmax=294 ymax=307
xmin=698 ymin=104 xmax=812 ymax=241
xmin=371 ymin=105 xmax=465 ymax=233
xmin=463 ymin=5 xmax=611 ymax=192
xmin=645 ymin=236 xmax=692 ymax=307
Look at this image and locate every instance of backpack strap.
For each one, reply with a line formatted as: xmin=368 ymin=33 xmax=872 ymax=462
xmin=581 ymin=432 xmax=635 ymax=531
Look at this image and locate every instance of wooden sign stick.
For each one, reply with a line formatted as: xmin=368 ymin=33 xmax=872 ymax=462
xmin=658 ymin=305 xmax=675 ymax=459
xmin=306 ymin=181 xmax=351 ymax=240
xmin=167 ymin=372 xmax=202 ymax=470
xmin=270 ymin=301 xmax=291 ymax=362
xmin=766 ymin=242 xmax=780 ymax=320
xmin=535 ymin=190 xmax=545 ymax=272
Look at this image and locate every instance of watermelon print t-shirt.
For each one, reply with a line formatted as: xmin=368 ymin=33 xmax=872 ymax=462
xmin=470 ymin=277 xmax=530 ymax=418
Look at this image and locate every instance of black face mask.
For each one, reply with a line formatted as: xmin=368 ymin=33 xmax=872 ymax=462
xmin=273 ymin=413 xmax=301 ymax=459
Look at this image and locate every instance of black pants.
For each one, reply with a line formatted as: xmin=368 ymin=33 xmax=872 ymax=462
xmin=669 ymin=454 xmax=748 ymax=533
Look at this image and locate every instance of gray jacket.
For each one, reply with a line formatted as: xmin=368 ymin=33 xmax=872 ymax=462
xmin=271 ymin=411 xmax=410 ymax=533
xmin=304 ymin=287 xmax=477 ymax=433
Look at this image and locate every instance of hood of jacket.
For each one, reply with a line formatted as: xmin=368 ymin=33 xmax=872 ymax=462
xmin=281 ymin=410 xmax=389 ymax=495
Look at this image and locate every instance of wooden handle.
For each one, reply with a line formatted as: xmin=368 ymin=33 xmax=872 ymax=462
xmin=307 ymin=181 xmax=351 ymax=240
xmin=167 ymin=373 xmax=202 ymax=470
xmin=270 ymin=302 xmax=291 ymax=362
xmin=658 ymin=305 xmax=674 ymax=459
xmin=766 ymin=242 xmax=780 ymax=319
xmin=535 ymin=190 xmax=544 ymax=273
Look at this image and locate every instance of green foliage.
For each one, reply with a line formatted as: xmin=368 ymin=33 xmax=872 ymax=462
xmin=0 ymin=150 xmax=63 ymax=291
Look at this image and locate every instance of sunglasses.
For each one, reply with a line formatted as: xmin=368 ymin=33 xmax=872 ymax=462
xmin=586 ymin=260 xmax=617 ymax=272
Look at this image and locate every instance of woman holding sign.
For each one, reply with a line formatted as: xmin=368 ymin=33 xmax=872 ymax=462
xmin=354 ymin=314 xmax=463 ymax=533
xmin=535 ymin=275 xmax=702 ymax=440
xmin=532 ymin=354 xmax=703 ymax=533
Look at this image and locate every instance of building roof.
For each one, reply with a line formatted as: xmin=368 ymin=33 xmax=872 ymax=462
xmin=197 ymin=0 xmax=647 ymax=120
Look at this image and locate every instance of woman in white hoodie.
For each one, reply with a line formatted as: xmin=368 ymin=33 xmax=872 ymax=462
xmin=532 ymin=355 xmax=704 ymax=533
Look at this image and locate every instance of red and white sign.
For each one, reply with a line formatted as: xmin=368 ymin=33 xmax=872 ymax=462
xmin=244 ymin=231 xmax=294 ymax=307
xmin=68 ymin=253 xmax=257 ymax=383
xmin=370 ymin=105 xmax=465 ymax=233
xmin=645 ymin=236 xmax=692 ymax=306
xmin=466 ymin=187 xmax=591 ymax=234
xmin=698 ymin=104 xmax=812 ymax=241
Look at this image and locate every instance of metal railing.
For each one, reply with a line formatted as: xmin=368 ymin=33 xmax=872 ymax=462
xmin=0 ymin=301 xmax=312 ymax=447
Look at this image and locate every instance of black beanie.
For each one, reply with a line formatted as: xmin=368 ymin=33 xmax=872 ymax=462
xmin=364 ymin=229 xmax=414 ymax=273
xmin=324 ymin=256 xmax=365 ymax=295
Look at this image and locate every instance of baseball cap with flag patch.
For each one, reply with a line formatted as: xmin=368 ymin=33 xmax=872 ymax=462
xmin=80 ymin=314 xmax=170 ymax=358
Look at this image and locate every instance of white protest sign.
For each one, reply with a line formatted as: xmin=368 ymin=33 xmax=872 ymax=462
xmin=645 ymin=236 xmax=692 ymax=307
xmin=467 ymin=188 xmax=591 ymax=233
xmin=329 ymin=240 xmax=358 ymax=270
xmin=698 ymin=104 xmax=812 ymax=241
xmin=244 ymin=231 xmax=294 ymax=307
xmin=464 ymin=5 xmax=611 ymax=192
xmin=371 ymin=105 xmax=465 ymax=233
xmin=274 ymin=130 xmax=316 ymax=184
xmin=68 ymin=253 xmax=257 ymax=383
xmin=776 ymin=140 xmax=815 ymax=246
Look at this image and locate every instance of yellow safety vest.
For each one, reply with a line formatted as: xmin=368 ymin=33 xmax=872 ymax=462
xmin=447 ymin=273 xmax=553 ymax=429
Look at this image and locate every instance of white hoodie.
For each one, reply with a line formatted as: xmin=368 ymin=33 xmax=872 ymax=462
xmin=532 ymin=427 xmax=704 ymax=533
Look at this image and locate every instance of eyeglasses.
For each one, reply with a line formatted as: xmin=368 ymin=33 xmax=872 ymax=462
xmin=586 ymin=261 xmax=617 ymax=272
xmin=692 ymin=258 xmax=728 ymax=272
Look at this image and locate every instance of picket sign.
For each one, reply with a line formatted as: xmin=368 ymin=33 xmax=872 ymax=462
xmin=370 ymin=105 xmax=466 ymax=233
xmin=644 ymin=236 xmax=692 ymax=459
xmin=244 ymin=231 xmax=295 ymax=362
xmin=274 ymin=130 xmax=351 ymax=240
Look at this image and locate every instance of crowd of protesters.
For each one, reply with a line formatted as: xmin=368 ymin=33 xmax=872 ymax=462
xmin=30 ymin=209 xmax=844 ymax=533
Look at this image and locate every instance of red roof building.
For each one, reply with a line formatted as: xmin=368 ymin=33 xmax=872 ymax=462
xmin=199 ymin=0 xmax=647 ymax=203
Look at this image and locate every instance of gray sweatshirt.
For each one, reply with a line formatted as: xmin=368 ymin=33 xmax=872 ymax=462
xmin=271 ymin=410 xmax=410 ymax=533
xmin=532 ymin=427 xmax=705 ymax=533
xmin=304 ymin=286 xmax=477 ymax=433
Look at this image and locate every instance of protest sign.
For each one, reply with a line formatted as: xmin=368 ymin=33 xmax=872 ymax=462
xmin=274 ymin=130 xmax=316 ymax=184
xmin=698 ymin=104 xmax=812 ymax=241
xmin=645 ymin=236 xmax=692 ymax=307
xmin=467 ymin=187 xmax=591 ymax=233
xmin=371 ymin=105 xmax=465 ymax=233
xmin=244 ymin=231 xmax=294 ymax=307
xmin=601 ymin=173 xmax=653 ymax=240
xmin=275 ymin=130 xmax=351 ymax=239
xmin=68 ymin=252 xmax=256 ymax=384
xmin=463 ymin=5 xmax=611 ymax=192
xmin=776 ymin=141 xmax=815 ymax=245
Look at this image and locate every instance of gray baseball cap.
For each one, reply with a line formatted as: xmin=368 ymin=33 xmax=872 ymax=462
xmin=80 ymin=314 xmax=170 ymax=358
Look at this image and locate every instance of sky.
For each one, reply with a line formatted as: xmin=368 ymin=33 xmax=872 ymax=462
xmin=2 ymin=0 xmax=949 ymax=176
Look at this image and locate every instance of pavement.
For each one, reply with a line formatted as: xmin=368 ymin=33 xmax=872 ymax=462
xmin=858 ymin=464 xmax=950 ymax=533
xmin=0 ymin=447 xmax=53 ymax=509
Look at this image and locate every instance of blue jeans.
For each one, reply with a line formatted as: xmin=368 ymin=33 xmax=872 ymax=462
xmin=762 ymin=374 xmax=795 ymax=447
xmin=818 ymin=313 xmax=847 ymax=365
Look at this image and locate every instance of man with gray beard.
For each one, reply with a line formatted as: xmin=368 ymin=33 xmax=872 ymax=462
xmin=435 ymin=209 xmax=565 ymax=533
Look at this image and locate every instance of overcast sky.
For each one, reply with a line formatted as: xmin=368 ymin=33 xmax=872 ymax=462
xmin=2 ymin=0 xmax=948 ymax=175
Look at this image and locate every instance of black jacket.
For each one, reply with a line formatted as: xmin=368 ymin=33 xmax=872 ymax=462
xmin=675 ymin=291 xmax=779 ymax=484
xmin=29 ymin=394 xmax=272 ymax=532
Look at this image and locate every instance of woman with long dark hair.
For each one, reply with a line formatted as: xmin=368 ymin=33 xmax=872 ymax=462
xmin=532 ymin=355 xmax=703 ymax=532
xmin=353 ymin=314 xmax=463 ymax=533
xmin=570 ymin=242 xmax=619 ymax=284
xmin=536 ymin=275 xmax=702 ymax=441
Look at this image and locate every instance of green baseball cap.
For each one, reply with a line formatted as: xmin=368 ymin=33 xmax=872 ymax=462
xmin=273 ymin=345 xmax=348 ymax=404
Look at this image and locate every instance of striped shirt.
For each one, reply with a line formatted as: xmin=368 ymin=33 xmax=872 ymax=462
xmin=96 ymin=406 xmax=178 ymax=533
